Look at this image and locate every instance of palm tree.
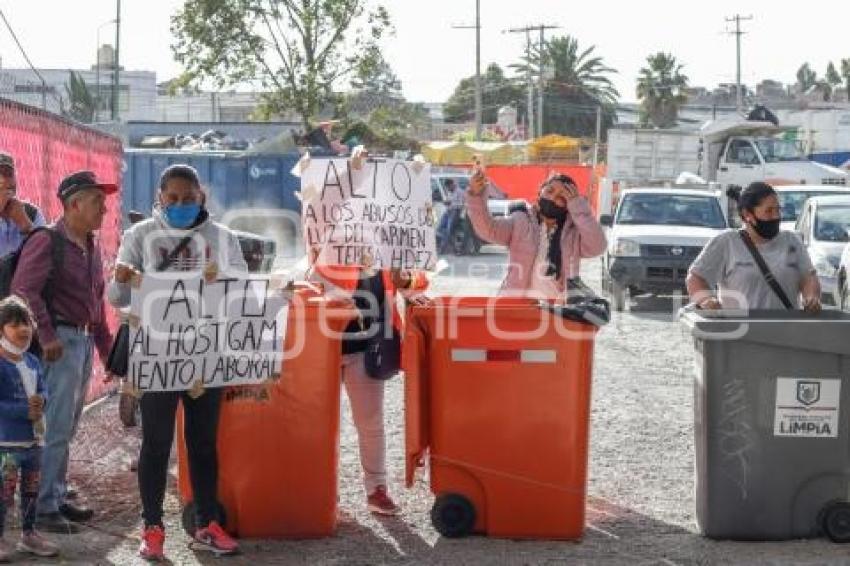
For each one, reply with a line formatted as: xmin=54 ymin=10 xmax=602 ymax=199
xmin=841 ymin=59 xmax=850 ymax=102
xmin=796 ymin=63 xmax=818 ymax=93
xmin=636 ymin=53 xmax=689 ymax=128
xmin=61 ymin=71 xmax=96 ymax=123
xmin=513 ymin=35 xmax=619 ymax=137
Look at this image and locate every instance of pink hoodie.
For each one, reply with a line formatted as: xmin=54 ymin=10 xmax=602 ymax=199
xmin=466 ymin=191 xmax=607 ymax=294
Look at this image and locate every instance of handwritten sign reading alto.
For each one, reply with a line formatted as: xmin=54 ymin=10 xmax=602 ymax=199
xmin=128 ymin=274 xmax=287 ymax=392
xmin=301 ymin=158 xmax=437 ymax=270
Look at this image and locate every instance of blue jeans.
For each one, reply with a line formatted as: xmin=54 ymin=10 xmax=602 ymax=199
xmin=1 ymin=446 xmax=42 ymax=534
xmin=37 ymin=326 xmax=93 ymax=515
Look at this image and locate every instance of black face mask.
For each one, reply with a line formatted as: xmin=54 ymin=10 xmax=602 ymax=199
xmin=538 ymin=198 xmax=567 ymax=223
xmin=750 ymin=217 xmax=781 ymax=240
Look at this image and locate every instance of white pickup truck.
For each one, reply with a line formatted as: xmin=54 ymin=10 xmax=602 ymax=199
xmin=600 ymin=187 xmax=729 ymax=310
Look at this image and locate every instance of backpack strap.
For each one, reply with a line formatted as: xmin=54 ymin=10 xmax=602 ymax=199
xmin=18 ymin=225 xmax=65 ymax=322
xmin=22 ymin=202 xmax=38 ymax=224
xmin=738 ymin=229 xmax=794 ymax=310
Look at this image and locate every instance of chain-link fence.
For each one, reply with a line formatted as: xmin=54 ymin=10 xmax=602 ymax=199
xmin=0 ymin=96 xmax=123 ymax=401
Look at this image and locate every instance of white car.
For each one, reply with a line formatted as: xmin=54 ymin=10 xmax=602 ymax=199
xmin=773 ymin=185 xmax=850 ymax=232
xmin=797 ymin=195 xmax=850 ymax=307
xmin=600 ymin=187 xmax=729 ymax=311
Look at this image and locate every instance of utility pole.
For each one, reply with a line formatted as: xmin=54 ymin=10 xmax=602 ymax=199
xmin=112 ymin=0 xmax=122 ymax=121
xmin=726 ymin=14 xmax=752 ymax=113
xmin=593 ymin=105 xmax=602 ymax=168
xmin=452 ymin=1 xmax=482 ymax=140
xmin=506 ymin=24 xmax=558 ymax=140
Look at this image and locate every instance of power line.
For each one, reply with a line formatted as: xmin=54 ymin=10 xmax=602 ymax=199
xmin=504 ymin=24 xmax=559 ymax=138
xmin=0 ymin=8 xmax=63 ymax=110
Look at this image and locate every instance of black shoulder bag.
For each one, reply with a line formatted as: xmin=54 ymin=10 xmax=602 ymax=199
xmin=738 ymin=230 xmax=794 ymax=310
xmin=112 ymin=234 xmax=194 ymax=427
xmin=363 ymin=274 xmax=401 ymax=381
xmin=107 ymin=234 xmax=194 ymax=378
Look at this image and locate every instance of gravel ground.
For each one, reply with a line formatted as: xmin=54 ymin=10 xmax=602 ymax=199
xmin=4 ymin=249 xmax=850 ymax=565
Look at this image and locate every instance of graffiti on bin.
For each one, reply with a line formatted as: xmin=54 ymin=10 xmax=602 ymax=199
xmin=128 ymin=274 xmax=287 ymax=392
xmin=717 ymin=378 xmax=754 ymax=500
xmin=301 ymin=158 xmax=437 ymax=270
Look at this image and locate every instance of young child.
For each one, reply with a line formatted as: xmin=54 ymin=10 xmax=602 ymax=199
xmin=0 ymin=296 xmax=58 ymax=560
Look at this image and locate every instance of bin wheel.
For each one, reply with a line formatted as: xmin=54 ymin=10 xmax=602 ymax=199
xmin=181 ymin=501 xmax=227 ymax=536
xmin=611 ymin=281 xmax=627 ymax=312
xmin=431 ymin=493 xmax=476 ymax=538
xmin=821 ymin=501 xmax=850 ymax=543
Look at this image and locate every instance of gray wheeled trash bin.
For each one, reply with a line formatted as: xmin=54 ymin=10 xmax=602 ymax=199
xmin=681 ymin=309 xmax=850 ymax=542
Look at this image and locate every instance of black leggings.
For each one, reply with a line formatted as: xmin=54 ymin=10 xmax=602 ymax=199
xmin=138 ymin=388 xmax=222 ymax=529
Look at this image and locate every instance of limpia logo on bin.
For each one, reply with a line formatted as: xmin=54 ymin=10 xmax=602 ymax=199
xmin=774 ymin=378 xmax=841 ymax=438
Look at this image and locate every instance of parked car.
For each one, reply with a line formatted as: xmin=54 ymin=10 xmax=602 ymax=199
xmin=773 ymin=185 xmax=850 ymax=231
xmin=430 ymin=173 xmax=525 ymax=255
xmin=600 ymin=187 xmax=729 ymax=311
xmin=801 ymin=196 xmax=850 ymax=307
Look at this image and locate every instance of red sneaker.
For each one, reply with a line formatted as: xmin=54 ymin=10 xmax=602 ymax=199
xmin=192 ymin=521 xmax=239 ymax=556
xmin=138 ymin=525 xmax=165 ymax=562
xmin=368 ymin=485 xmax=401 ymax=516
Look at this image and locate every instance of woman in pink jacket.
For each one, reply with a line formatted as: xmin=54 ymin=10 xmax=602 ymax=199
xmin=466 ymin=170 xmax=607 ymax=298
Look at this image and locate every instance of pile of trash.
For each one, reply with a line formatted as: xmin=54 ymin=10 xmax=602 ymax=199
xmin=138 ymin=129 xmax=253 ymax=151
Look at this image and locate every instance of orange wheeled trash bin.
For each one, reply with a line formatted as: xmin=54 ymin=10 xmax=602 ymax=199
xmin=176 ymin=288 xmax=356 ymax=538
xmin=404 ymin=296 xmax=605 ymax=539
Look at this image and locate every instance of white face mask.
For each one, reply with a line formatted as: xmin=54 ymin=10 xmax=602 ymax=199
xmin=0 ymin=335 xmax=30 ymax=357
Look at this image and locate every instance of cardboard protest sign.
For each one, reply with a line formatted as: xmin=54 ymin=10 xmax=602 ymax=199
xmin=300 ymin=157 xmax=436 ymax=270
xmin=128 ymin=274 xmax=287 ymax=392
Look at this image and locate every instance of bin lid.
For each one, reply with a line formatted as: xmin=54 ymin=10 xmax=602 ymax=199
xmin=680 ymin=309 xmax=850 ymax=356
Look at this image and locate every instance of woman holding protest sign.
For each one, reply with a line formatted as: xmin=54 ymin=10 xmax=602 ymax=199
xmin=465 ymin=165 xmax=607 ymax=298
xmin=305 ymin=147 xmax=431 ymax=516
xmin=107 ymin=164 xmax=247 ymax=561
xmin=310 ymin=263 xmax=429 ymax=515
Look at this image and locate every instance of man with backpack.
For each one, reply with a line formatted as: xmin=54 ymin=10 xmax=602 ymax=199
xmin=0 ymin=152 xmax=46 ymax=258
xmin=11 ymin=170 xmax=116 ymax=534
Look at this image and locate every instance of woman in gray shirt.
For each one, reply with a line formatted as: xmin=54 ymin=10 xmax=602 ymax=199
xmin=686 ymin=182 xmax=821 ymax=311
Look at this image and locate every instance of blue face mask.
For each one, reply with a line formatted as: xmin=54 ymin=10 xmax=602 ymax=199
xmin=163 ymin=203 xmax=201 ymax=229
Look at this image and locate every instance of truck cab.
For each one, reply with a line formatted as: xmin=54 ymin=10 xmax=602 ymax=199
xmin=600 ymin=187 xmax=729 ymax=311
xmin=703 ymin=120 xmax=849 ymax=189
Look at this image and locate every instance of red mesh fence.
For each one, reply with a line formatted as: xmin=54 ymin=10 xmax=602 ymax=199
xmin=0 ymin=97 xmax=123 ymax=402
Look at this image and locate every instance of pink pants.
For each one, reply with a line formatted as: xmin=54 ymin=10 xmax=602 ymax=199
xmin=341 ymin=353 xmax=386 ymax=493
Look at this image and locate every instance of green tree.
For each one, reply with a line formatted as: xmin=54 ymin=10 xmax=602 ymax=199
xmin=171 ymin=0 xmax=392 ymax=130
xmin=636 ymin=53 xmax=689 ymax=128
xmin=345 ymin=52 xmax=404 ymax=117
xmin=827 ymin=62 xmax=842 ymax=87
xmin=443 ymin=63 xmax=525 ymax=124
xmin=796 ymin=63 xmax=818 ymax=92
xmin=61 ymin=71 xmax=95 ymax=123
xmin=341 ymin=102 xmax=428 ymax=153
xmin=842 ymin=59 xmax=850 ymax=102
xmin=513 ymin=35 xmax=619 ymax=137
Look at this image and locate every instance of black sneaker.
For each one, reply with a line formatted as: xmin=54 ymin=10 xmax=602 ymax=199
xmin=59 ymin=503 xmax=94 ymax=523
xmin=35 ymin=512 xmax=81 ymax=534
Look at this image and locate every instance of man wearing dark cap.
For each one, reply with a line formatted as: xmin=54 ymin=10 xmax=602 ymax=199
xmin=0 ymin=151 xmax=46 ymax=258
xmin=11 ymin=170 xmax=116 ymax=533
